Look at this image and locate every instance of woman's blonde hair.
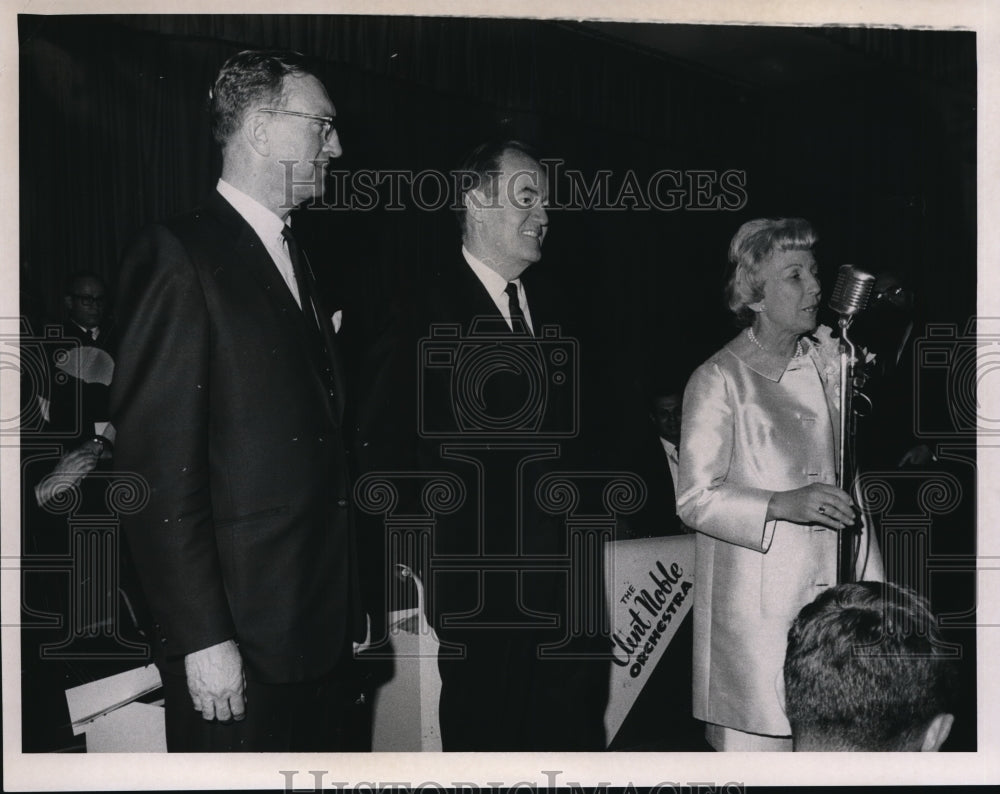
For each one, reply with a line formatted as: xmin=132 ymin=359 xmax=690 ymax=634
xmin=724 ymin=217 xmax=817 ymax=327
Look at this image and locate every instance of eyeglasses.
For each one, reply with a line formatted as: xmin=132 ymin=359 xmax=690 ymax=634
xmin=257 ymin=108 xmax=337 ymax=142
xmin=72 ymin=294 xmax=105 ymax=307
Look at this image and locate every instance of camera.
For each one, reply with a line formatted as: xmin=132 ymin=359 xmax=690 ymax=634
xmin=913 ymin=318 xmax=1000 ymax=438
xmin=418 ymin=318 xmax=578 ymax=438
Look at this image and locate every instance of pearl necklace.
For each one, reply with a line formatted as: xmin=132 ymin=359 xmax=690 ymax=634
xmin=748 ymin=326 xmax=803 ymax=359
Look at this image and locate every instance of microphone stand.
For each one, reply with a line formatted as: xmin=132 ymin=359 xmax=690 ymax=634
xmin=836 ymin=316 xmax=864 ymax=584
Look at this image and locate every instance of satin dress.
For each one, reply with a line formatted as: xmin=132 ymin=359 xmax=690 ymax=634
xmin=677 ymin=329 xmax=882 ymax=740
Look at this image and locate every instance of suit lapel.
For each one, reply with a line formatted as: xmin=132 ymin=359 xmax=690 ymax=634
xmin=440 ymin=251 xmax=549 ymax=333
xmin=206 ymin=193 xmax=309 ymax=332
xmin=449 ymin=252 xmax=509 ymax=327
xmin=204 ymin=192 xmax=344 ymax=427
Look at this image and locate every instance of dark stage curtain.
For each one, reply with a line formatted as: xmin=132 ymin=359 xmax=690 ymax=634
xmin=19 ymin=14 xmax=754 ymax=376
xmin=19 ymin=15 xmax=975 ymax=372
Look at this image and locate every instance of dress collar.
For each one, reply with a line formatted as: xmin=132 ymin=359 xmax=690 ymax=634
xmin=725 ymin=328 xmax=801 ymax=382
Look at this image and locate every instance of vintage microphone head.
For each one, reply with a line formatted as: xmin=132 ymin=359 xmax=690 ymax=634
xmin=828 ymin=264 xmax=876 ymax=317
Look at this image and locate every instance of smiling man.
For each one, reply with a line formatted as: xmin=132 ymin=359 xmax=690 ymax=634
xmin=112 ymin=50 xmax=365 ymax=752
xmin=357 ymin=140 xmax=609 ymax=750
xmin=460 ymin=142 xmax=549 ymax=296
xmin=442 ymin=141 xmax=607 ymax=750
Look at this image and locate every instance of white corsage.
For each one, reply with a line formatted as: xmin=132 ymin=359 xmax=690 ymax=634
xmin=809 ymin=324 xmax=843 ymax=404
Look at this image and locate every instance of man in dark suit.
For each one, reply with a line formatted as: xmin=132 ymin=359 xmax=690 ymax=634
xmin=622 ymin=381 xmax=688 ymax=539
xmin=21 ymin=271 xmax=143 ymax=751
xmin=36 ymin=271 xmax=117 ymax=504
xmin=359 ymin=141 xmax=609 ymax=750
xmin=111 ymin=50 xmax=364 ymax=752
xmin=50 ymin=271 xmax=115 ymax=440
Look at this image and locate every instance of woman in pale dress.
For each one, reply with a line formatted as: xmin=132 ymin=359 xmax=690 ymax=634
xmin=677 ymin=217 xmax=882 ymax=751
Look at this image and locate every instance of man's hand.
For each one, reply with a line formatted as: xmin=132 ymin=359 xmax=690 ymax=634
xmin=184 ymin=639 xmax=246 ymax=722
xmin=34 ymin=443 xmax=101 ymax=507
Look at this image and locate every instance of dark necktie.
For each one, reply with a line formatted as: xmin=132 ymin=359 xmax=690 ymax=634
xmin=504 ymin=281 xmax=530 ymax=335
xmin=281 ymin=226 xmax=320 ymax=330
xmin=280 ymin=226 xmax=345 ymax=419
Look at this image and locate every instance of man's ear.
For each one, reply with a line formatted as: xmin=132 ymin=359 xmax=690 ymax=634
xmin=243 ymin=112 xmax=271 ymax=156
xmin=463 ymin=189 xmax=487 ymax=226
xmin=63 ymin=295 xmax=73 ymax=312
xmin=920 ymin=713 xmax=954 ymax=751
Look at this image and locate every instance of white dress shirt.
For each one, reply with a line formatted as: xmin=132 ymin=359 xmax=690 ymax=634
xmin=72 ymin=322 xmax=100 ymax=342
xmin=659 ymin=436 xmax=680 ymax=499
xmin=461 ymin=246 xmax=534 ymax=334
xmin=216 ymin=179 xmax=302 ymax=308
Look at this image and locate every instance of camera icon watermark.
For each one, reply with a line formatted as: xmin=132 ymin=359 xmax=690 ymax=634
xmin=418 ymin=319 xmax=578 ymax=438
xmin=1 ymin=318 xmax=87 ymax=439
xmin=914 ymin=317 xmax=1000 ymax=438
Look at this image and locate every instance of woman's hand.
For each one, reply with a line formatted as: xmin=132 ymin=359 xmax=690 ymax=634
xmin=766 ymin=483 xmax=857 ymax=530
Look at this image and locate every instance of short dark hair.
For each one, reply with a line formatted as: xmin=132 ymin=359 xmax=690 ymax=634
xmin=453 ymin=139 xmax=540 ymax=237
xmin=64 ymin=270 xmax=106 ymax=296
xmin=209 ymin=50 xmax=312 ymax=145
xmin=646 ymin=373 xmax=687 ymax=413
xmin=724 ymin=217 xmax=817 ymax=327
xmin=783 ymin=581 xmax=959 ymax=751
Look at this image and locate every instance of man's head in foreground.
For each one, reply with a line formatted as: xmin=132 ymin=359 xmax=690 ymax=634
xmin=783 ymin=581 xmax=958 ymax=751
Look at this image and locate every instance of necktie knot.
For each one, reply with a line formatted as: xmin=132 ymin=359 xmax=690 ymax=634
xmin=280 ymin=225 xmax=300 ymax=263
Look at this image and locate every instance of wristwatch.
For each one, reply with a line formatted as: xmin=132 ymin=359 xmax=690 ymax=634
xmin=89 ymin=434 xmax=114 ymax=457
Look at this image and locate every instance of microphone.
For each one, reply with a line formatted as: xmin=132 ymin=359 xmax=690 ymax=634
xmin=828 ymin=264 xmax=876 ymax=317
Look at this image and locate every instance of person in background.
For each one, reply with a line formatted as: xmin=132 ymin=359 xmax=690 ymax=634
xmin=650 ymin=384 xmax=683 ymax=501
xmin=36 ymin=271 xmax=116 ymax=505
xmin=782 ymin=580 xmax=957 ymax=751
xmin=22 ymin=270 xmax=148 ymax=751
xmin=619 ymin=378 xmax=689 ymax=539
xmin=677 ymin=217 xmax=883 ymax=751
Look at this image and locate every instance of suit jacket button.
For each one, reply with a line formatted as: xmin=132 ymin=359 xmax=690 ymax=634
xmin=337 ymin=497 xmax=348 ymax=508
xmin=160 ymin=637 xmax=168 ymax=645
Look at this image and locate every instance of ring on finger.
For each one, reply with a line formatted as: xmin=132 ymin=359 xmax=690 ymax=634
xmin=818 ymin=505 xmax=827 ymax=514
